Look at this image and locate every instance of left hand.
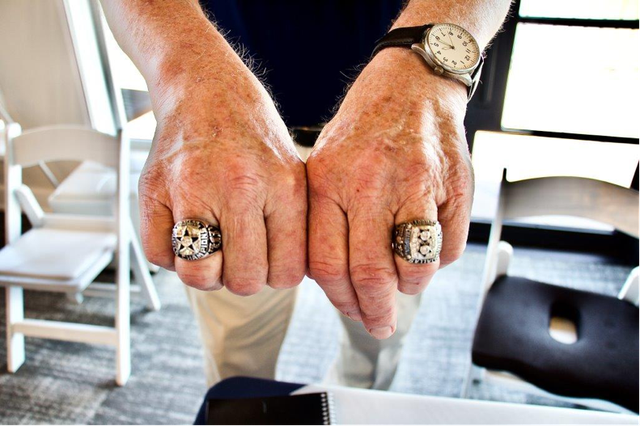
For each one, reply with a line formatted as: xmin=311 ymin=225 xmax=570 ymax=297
xmin=306 ymin=48 xmax=474 ymax=339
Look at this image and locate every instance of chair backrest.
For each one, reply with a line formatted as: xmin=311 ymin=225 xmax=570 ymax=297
xmin=480 ymin=170 xmax=639 ymax=296
xmin=9 ymin=125 xmax=120 ymax=169
xmin=3 ymin=123 xmax=130 ymax=244
xmin=0 ymin=0 xmax=125 ymax=199
xmin=501 ymin=176 xmax=639 ymax=238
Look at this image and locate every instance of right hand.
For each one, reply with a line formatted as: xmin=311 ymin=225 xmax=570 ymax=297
xmin=138 ymin=50 xmax=307 ymax=294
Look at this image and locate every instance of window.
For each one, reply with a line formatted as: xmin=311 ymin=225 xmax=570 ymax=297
xmin=469 ymin=0 xmax=639 ymax=232
xmin=502 ymin=25 xmax=638 ymax=139
xmin=98 ymin=9 xmax=156 ymax=141
xmin=519 ymin=0 xmax=638 ymax=21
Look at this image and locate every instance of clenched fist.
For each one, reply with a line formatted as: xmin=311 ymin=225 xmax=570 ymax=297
xmin=138 ymin=41 xmax=307 ymax=294
xmin=307 ymin=48 xmax=474 ymax=339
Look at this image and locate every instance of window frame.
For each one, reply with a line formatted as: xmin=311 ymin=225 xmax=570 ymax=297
xmin=466 ymin=0 xmax=639 ymax=149
xmin=464 ymin=0 xmax=639 ymax=255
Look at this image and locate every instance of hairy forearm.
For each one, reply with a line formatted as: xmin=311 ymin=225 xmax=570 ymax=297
xmin=99 ymin=1 xmax=253 ymax=101
xmin=100 ymin=0 xmax=278 ymax=129
xmin=394 ymin=0 xmax=512 ymax=50
xmin=330 ymin=0 xmax=511 ymax=129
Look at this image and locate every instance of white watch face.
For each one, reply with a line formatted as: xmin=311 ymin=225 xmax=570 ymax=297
xmin=426 ymin=23 xmax=480 ymax=72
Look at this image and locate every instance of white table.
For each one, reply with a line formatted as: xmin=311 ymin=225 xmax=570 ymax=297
xmin=294 ymin=384 xmax=637 ymax=424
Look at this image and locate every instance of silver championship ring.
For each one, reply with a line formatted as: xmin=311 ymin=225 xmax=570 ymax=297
xmin=172 ymin=219 xmax=222 ymax=261
xmin=392 ymin=219 xmax=442 ymax=264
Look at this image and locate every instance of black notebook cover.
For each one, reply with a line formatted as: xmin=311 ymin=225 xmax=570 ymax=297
xmin=205 ymin=392 xmax=333 ymax=425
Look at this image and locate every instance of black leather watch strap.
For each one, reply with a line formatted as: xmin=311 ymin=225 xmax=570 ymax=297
xmin=372 ymin=25 xmax=432 ymax=57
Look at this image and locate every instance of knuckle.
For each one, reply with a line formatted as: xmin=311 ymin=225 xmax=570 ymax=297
xmin=268 ymin=266 xmax=305 ymax=289
xmin=309 ymin=260 xmax=348 ymax=286
xmin=350 ymin=264 xmax=397 ymax=288
xmin=398 ymin=280 xmax=426 ymax=295
xmin=333 ymin=302 xmax=361 ymax=317
xmin=142 ymin=244 xmax=172 ymax=268
xmin=440 ymin=243 xmax=466 ymax=266
xmin=179 ymin=270 xmax=219 ymax=291
xmin=223 ymin=167 xmax=265 ymax=202
xmin=361 ymin=303 xmax=395 ymax=324
xmin=138 ymin=165 xmax=166 ymax=199
xmin=307 ymin=160 xmax=335 ymax=195
xmin=276 ymin=167 xmax=308 ymax=203
xmin=445 ymin=153 xmax=475 ymax=197
xmin=398 ymin=263 xmax=436 ymax=281
xmin=350 ymin=166 xmax=388 ymax=193
xmin=228 ymin=172 xmax=261 ymax=191
xmin=223 ymin=277 xmax=265 ymax=296
xmin=138 ymin=207 xmax=173 ymax=269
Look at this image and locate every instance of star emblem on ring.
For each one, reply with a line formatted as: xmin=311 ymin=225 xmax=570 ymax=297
xmin=172 ymin=219 xmax=222 ymax=261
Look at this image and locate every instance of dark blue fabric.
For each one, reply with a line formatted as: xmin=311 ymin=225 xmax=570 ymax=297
xmin=200 ymin=1 xmax=404 ymax=127
xmin=194 ymin=376 xmax=305 ymax=425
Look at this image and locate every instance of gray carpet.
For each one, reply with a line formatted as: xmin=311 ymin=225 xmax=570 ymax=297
xmin=0 ymin=243 xmax=634 ymax=424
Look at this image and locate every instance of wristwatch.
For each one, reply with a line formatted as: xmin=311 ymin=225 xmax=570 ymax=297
xmin=373 ymin=24 xmax=484 ymax=101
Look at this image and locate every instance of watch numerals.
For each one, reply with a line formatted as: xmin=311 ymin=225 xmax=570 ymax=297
xmin=429 ymin=24 xmax=479 ymax=71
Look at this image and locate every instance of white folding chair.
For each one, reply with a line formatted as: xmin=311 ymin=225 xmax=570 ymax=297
xmin=0 ymin=123 xmax=141 ymax=386
xmin=0 ymin=0 xmax=159 ymax=269
xmin=462 ymin=171 xmax=639 ymax=414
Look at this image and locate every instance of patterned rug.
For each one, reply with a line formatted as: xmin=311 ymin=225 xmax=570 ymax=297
xmin=0 ymin=243 xmax=634 ymax=424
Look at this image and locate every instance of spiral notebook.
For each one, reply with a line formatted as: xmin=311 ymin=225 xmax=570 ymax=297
xmin=205 ymin=392 xmax=334 ymax=425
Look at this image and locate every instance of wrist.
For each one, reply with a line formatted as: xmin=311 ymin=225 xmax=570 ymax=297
xmin=320 ymin=47 xmax=468 ymax=148
xmin=372 ymin=48 xmax=467 ymax=100
xmin=341 ymin=48 xmax=467 ymax=117
xmin=147 ymin=42 xmax=268 ymax=119
xmin=140 ymin=21 xmax=260 ymax=100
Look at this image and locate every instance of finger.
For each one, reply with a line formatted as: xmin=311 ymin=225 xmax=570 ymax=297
xmin=308 ymin=194 xmax=362 ymax=321
xmin=437 ymin=188 xmax=473 ymax=267
xmin=394 ymin=197 xmax=440 ymax=295
xmin=173 ymin=207 xmax=223 ymax=292
xmin=219 ymin=202 xmax=269 ymax=296
xmin=139 ymin=194 xmax=175 ymax=271
xmin=348 ymin=203 xmax=397 ymax=339
xmin=265 ymin=170 xmax=307 ymax=289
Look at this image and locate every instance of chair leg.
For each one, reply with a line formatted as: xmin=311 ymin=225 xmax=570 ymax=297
xmin=495 ymin=241 xmax=513 ymax=279
xmin=116 ymin=237 xmax=131 ymax=386
xmin=461 ymin=364 xmax=484 ymax=399
xmin=130 ymin=221 xmax=161 ymax=311
xmin=618 ymin=266 xmax=639 ymax=306
xmin=6 ymin=286 xmax=26 ymax=373
xmin=460 ymin=364 xmax=473 ymax=399
xmin=66 ymin=292 xmax=84 ymax=305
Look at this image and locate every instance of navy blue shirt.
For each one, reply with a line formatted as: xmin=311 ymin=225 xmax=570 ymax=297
xmin=200 ymin=1 xmax=404 ymax=127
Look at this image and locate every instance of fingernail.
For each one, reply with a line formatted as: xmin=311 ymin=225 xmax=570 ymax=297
xmin=368 ymin=326 xmax=394 ymax=340
xmin=346 ymin=310 xmax=362 ymax=321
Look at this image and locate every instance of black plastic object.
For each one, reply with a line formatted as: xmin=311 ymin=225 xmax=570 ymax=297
xmin=473 ymin=275 xmax=639 ymax=412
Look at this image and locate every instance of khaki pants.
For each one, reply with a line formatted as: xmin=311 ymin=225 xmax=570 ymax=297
xmin=186 ymin=277 xmax=421 ymax=389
